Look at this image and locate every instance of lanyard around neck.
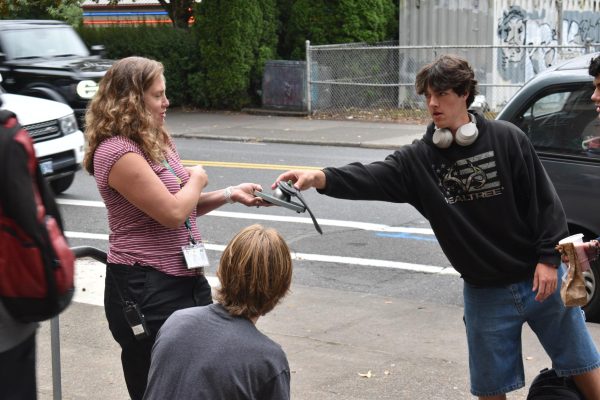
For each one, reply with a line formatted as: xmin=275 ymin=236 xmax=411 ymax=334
xmin=162 ymin=159 xmax=196 ymax=244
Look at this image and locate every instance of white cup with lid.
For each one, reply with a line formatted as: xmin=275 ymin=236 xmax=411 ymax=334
xmin=559 ymin=233 xmax=584 ymax=245
xmin=559 ymin=233 xmax=590 ymax=271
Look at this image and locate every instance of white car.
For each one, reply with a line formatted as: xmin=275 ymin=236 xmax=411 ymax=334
xmin=1 ymin=75 xmax=84 ymax=193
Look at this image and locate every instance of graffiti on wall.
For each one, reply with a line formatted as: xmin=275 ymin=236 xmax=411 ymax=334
xmin=496 ymin=5 xmax=600 ymax=82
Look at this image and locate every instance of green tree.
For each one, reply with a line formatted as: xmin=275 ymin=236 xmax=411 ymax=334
xmin=275 ymin=0 xmax=295 ymax=59
xmin=79 ymin=25 xmax=199 ymax=106
xmin=0 ymin=0 xmax=82 ymax=25
xmin=191 ymin=0 xmax=278 ymax=109
xmin=48 ymin=1 xmax=84 ymax=26
xmin=285 ymin=0 xmax=396 ymax=59
xmin=251 ymin=0 xmax=278 ymax=101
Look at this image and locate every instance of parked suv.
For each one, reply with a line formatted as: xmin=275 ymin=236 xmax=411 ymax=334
xmin=0 ymin=20 xmax=112 ymax=126
xmin=0 ymin=74 xmax=84 ymax=194
xmin=496 ymin=52 xmax=600 ymax=320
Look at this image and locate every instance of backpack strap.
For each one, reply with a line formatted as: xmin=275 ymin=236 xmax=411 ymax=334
xmin=0 ymin=110 xmax=16 ymax=125
xmin=6 ymin=115 xmax=47 ymax=223
xmin=9 ymin=125 xmax=46 ymax=222
xmin=0 ymin=110 xmax=26 ymax=212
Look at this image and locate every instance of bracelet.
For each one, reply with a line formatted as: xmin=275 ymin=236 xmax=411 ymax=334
xmin=223 ymin=186 xmax=235 ymax=204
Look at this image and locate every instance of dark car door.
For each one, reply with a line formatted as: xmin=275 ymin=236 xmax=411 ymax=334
xmin=506 ymin=81 xmax=600 ymax=319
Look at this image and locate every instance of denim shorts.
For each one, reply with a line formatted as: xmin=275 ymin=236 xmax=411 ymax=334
xmin=463 ymin=265 xmax=600 ymax=397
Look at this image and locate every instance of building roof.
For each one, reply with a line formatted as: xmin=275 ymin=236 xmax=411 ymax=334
xmin=82 ymin=0 xmax=160 ymax=5
xmin=82 ymin=0 xmax=201 ymax=5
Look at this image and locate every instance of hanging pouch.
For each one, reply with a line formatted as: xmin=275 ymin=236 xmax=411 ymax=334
xmin=556 ymin=242 xmax=588 ymax=307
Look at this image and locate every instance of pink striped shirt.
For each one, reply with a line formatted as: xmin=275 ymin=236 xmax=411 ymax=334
xmin=94 ymin=136 xmax=202 ymax=276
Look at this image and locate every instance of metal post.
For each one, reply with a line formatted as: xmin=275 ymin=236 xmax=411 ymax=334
xmin=50 ymin=315 xmax=62 ymax=400
xmin=46 ymin=248 xmax=107 ymax=399
xmin=305 ymin=40 xmax=311 ymax=115
xmin=556 ymin=0 xmax=563 ymax=47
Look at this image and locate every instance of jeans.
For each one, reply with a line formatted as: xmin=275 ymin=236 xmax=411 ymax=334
xmin=463 ymin=266 xmax=600 ymax=396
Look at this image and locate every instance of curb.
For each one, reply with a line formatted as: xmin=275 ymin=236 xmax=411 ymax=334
xmin=170 ymin=133 xmax=403 ymax=150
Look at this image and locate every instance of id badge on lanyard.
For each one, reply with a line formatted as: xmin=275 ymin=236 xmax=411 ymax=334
xmin=181 ymin=220 xmax=209 ymax=272
xmin=182 ymin=241 xmax=210 ymax=272
xmin=162 ymin=159 xmax=210 ymax=272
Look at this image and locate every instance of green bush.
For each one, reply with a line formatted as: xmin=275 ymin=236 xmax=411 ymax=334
xmin=192 ymin=0 xmax=278 ymax=109
xmin=252 ymin=0 xmax=279 ymax=104
xmin=79 ymin=25 xmax=199 ymax=107
xmin=77 ymin=1 xmax=397 ymax=109
xmin=285 ymin=0 xmax=396 ymax=59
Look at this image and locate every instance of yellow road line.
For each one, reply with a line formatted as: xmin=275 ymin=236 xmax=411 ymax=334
xmin=181 ymin=160 xmax=322 ymax=171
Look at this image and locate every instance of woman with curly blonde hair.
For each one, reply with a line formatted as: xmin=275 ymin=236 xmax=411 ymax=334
xmin=144 ymin=224 xmax=292 ymax=400
xmin=83 ymin=56 xmax=266 ymax=400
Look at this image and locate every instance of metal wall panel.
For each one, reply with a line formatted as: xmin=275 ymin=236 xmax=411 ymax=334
xmin=398 ymin=0 xmax=600 ymax=107
xmin=399 ymin=0 xmax=495 ymax=46
xmin=399 ymin=0 xmax=600 ymax=47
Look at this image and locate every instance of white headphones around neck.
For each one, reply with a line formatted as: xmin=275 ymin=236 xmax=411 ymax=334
xmin=432 ymin=113 xmax=478 ymax=149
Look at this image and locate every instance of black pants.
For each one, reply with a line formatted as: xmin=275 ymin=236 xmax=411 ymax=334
xmin=0 ymin=331 xmax=37 ymax=400
xmin=104 ymin=264 xmax=212 ymax=400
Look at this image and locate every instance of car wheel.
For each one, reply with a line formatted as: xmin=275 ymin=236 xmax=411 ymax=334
xmin=50 ymin=174 xmax=75 ymax=194
xmin=582 ymin=259 xmax=600 ymax=322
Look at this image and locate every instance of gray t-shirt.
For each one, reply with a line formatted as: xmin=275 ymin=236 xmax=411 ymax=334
xmin=144 ymin=303 xmax=290 ymax=400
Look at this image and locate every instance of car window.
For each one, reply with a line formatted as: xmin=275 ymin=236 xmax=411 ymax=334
xmin=525 ymin=92 xmax=569 ymax=117
xmin=513 ymin=83 xmax=600 ymax=157
xmin=2 ymin=27 xmax=89 ymax=59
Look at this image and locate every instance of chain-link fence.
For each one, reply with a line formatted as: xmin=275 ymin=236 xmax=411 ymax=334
xmin=306 ymin=41 xmax=600 ymax=121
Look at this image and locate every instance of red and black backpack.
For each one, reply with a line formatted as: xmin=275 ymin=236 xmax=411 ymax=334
xmin=0 ymin=109 xmax=75 ymax=322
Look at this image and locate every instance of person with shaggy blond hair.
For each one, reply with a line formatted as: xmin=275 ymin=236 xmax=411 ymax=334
xmin=144 ymin=224 xmax=293 ymax=400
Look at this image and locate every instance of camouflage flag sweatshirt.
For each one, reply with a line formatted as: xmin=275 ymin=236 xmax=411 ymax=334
xmin=319 ymin=113 xmax=568 ymax=286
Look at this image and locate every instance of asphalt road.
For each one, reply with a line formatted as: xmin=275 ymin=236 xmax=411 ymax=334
xmin=35 ymin=111 xmax=600 ymax=400
xmin=61 ymin=137 xmax=462 ymax=308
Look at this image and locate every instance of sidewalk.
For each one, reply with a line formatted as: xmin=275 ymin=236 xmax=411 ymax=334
xmin=36 ymin=110 xmax=600 ymax=399
xmin=36 ymin=277 xmax=600 ymax=400
xmin=164 ymin=108 xmax=426 ymax=149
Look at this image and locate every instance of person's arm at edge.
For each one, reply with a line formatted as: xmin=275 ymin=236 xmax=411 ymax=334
xmin=272 ymin=170 xmax=327 ymax=191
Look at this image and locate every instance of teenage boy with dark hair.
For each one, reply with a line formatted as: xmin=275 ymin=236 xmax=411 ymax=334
xmin=143 ymin=224 xmax=292 ymax=400
xmin=271 ymin=54 xmax=600 ymax=399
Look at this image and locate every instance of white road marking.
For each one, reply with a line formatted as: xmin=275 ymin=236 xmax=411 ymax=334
xmin=62 ymin=198 xmax=457 ymax=306
xmin=57 ymin=199 xmax=435 ymax=235
xmin=65 ymin=231 xmax=456 ymax=276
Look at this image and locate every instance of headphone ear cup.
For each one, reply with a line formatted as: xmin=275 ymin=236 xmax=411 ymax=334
xmin=455 ymin=122 xmax=478 ymax=146
xmin=273 ymin=187 xmax=290 ymax=202
xmin=432 ymin=128 xmax=453 ymax=149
